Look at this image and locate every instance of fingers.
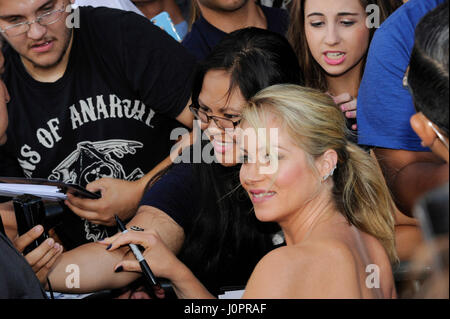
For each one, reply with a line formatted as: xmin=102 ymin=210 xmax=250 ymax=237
xmin=35 ymin=245 xmax=64 ymax=285
xmin=64 ymin=199 xmax=103 ymax=222
xmin=332 ymin=93 xmax=353 ymax=105
xmin=338 ymin=97 xmax=357 ymax=120
xmin=85 ymin=178 xmax=108 ymax=193
xmin=345 ymin=110 xmax=357 ymax=119
xmin=340 ymin=99 xmax=357 ymax=112
xmin=25 ymin=238 xmax=62 ymax=271
xmin=106 ymin=231 xmax=157 ymax=252
xmin=65 ymin=193 xmax=100 ymax=213
xmin=114 ymin=260 xmax=141 ymax=273
xmin=98 ymin=232 xmax=123 ymax=245
xmin=14 ymin=225 xmax=44 ymax=253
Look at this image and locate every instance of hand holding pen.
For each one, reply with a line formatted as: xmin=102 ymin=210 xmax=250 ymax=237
xmin=102 ymin=216 xmax=180 ymax=298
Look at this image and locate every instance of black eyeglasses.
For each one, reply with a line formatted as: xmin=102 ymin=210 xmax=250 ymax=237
xmin=189 ymin=104 xmax=242 ymax=131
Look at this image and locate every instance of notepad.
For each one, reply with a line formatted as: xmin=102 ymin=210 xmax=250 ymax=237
xmin=0 ymin=183 xmax=66 ymax=201
xmin=0 ymin=177 xmax=101 ymax=201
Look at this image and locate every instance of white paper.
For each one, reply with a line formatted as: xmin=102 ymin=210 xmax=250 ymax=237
xmin=218 ymin=290 xmax=245 ymax=299
xmin=0 ymin=184 xmax=67 ymax=201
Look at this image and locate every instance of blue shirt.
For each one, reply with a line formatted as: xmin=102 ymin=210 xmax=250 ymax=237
xmin=357 ymin=0 xmax=445 ymax=151
xmin=182 ymin=5 xmax=289 ymax=61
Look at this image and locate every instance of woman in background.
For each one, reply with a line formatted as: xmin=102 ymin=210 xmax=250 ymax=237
xmin=288 ymin=0 xmax=402 ymax=131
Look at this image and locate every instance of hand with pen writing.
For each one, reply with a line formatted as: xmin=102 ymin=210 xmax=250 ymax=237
xmin=101 ymin=230 xmax=182 ymax=299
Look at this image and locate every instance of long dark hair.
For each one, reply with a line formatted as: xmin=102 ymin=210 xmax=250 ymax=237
xmin=174 ymin=28 xmax=303 ymax=295
xmin=287 ymin=0 xmax=402 ymax=92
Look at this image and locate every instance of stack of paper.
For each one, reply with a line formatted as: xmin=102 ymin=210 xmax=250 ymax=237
xmin=0 ymin=184 xmax=66 ymax=201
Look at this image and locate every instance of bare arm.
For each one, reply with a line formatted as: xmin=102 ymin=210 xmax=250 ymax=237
xmin=103 ymin=229 xmax=215 ymax=299
xmin=373 ymin=148 xmax=449 ymax=216
xmin=47 ymin=205 xmax=185 ymax=293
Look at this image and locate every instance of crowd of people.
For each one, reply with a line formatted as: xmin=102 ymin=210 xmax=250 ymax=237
xmin=0 ymin=0 xmax=448 ymax=299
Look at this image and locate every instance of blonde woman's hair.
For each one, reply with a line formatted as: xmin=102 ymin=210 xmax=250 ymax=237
xmin=242 ymin=84 xmax=398 ymax=264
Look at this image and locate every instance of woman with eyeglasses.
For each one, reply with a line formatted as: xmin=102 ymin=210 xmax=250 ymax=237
xmin=127 ymin=27 xmax=302 ymax=296
xmin=39 ymin=27 xmax=303 ymax=297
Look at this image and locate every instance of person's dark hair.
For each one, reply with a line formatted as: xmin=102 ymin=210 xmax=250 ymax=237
xmin=191 ymin=27 xmax=304 ymax=104
xmin=287 ymin=0 xmax=402 ymax=92
xmin=178 ymin=28 xmax=303 ymax=294
xmin=408 ymin=1 xmax=449 ymax=137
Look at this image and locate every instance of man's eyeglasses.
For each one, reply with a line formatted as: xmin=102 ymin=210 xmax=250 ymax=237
xmin=0 ymin=3 xmax=67 ymax=38
xmin=189 ymin=104 xmax=241 ymax=131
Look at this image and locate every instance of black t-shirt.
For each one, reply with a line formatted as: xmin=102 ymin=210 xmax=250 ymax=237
xmin=182 ymin=5 xmax=289 ymax=61
xmin=0 ymin=232 xmax=46 ymax=299
xmin=141 ymin=162 xmax=281 ymax=296
xmin=0 ymin=7 xmax=196 ymax=248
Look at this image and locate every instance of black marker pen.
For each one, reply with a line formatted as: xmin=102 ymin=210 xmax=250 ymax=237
xmin=114 ymin=215 xmax=161 ymax=291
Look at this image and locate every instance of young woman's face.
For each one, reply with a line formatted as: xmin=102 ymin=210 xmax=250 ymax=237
xmin=198 ymin=69 xmax=245 ymax=167
xmin=239 ymin=115 xmax=320 ymax=224
xmin=304 ymin=0 xmax=370 ymax=76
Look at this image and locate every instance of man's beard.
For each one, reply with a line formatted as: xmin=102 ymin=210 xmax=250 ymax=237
xmin=22 ymin=27 xmax=73 ymax=70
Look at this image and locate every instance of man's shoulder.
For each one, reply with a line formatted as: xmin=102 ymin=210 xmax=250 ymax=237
xmin=261 ymin=4 xmax=288 ymax=17
xmin=181 ymin=19 xmax=215 ymax=61
xmin=260 ymin=5 xmax=289 ymax=33
xmin=371 ymin=0 xmax=445 ymax=48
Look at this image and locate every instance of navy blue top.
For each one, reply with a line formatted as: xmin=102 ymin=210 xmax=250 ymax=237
xmin=182 ymin=5 xmax=289 ymax=61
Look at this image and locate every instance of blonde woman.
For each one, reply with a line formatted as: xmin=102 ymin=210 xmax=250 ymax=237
xmin=104 ymin=85 xmax=398 ymax=298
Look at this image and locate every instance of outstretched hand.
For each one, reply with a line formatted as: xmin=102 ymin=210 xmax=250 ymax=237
xmin=65 ymin=177 xmax=145 ymax=226
xmin=14 ymin=225 xmax=63 ymax=286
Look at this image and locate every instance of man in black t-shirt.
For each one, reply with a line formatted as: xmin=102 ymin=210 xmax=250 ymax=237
xmin=0 ymin=0 xmax=195 ymax=248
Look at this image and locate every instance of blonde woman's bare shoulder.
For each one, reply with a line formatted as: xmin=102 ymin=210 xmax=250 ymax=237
xmin=243 ymin=241 xmax=361 ymax=299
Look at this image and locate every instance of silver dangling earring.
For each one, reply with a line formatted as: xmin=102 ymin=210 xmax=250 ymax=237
xmin=322 ymin=165 xmax=337 ymax=182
